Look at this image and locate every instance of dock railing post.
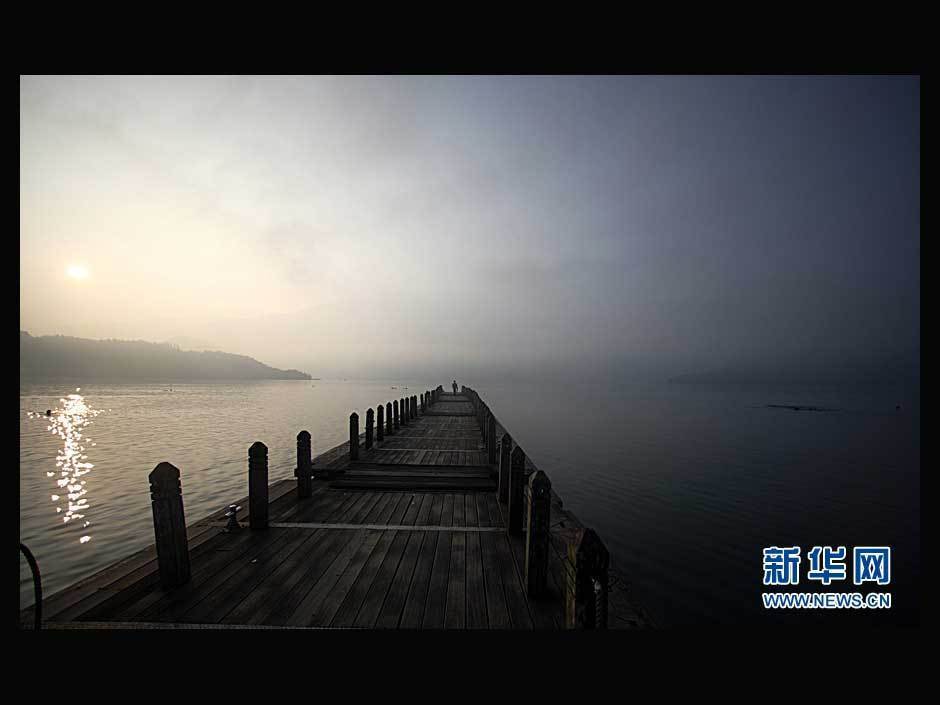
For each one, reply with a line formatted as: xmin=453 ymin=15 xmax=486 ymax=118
xmin=148 ymin=462 xmax=191 ymax=588
xmin=413 ymin=395 xmax=418 ymax=418
xmin=387 ymin=402 xmax=394 ymax=435
xmin=565 ymin=528 xmax=610 ymax=629
xmin=249 ymin=442 xmax=269 ymax=530
xmin=487 ymin=413 xmax=497 ymax=465
xmin=349 ymin=412 xmax=359 ymax=461
xmin=497 ymin=433 xmax=512 ymax=503
xmin=377 ymin=404 xmax=385 ymax=442
xmin=400 ymin=397 xmax=407 ymax=426
xmin=508 ymin=445 xmax=527 ymax=535
xmin=365 ymin=408 xmax=374 ymax=450
xmin=295 ymin=431 xmax=313 ymax=498
xmin=525 ymin=470 xmax=552 ymax=597
xmin=393 ymin=400 xmax=400 ymax=430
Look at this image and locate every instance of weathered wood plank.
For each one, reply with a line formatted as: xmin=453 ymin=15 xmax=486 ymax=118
xmin=444 ymin=533 xmax=466 ymax=628
xmin=257 ymin=528 xmax=361 ymax=626
xmin=145 ymin=528 xmax=297 ymax=623
xmin=465 ymin=530 xmax=487 ymax=628
xmin=421 ymin=532 xmax=451 ymax=629
xmin=440 ymin=493 xmax=455 ymax=527
xmin=399 ymin=529 xmax=438 ymax=629
xmin=181 ymin=528 xmax=313 ymax=623
xmin=374 ymin=530 xmax=427 ymax=628
xmin=354 ymin=529 xmax=413 ymax=627
xmin=37 ymin=522 xmax=221 ymax=623
xmin=480 ymin=530 xmax=511 ymax=628
xmin=298 ymin=529 xmax=383 ymax=627
xmin=220 ymin=528 xmax=335 ymax=624
xmin=330 ymin=530 xmax=398 ymax=627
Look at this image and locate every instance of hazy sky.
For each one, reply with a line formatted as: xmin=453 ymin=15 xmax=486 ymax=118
xmin=20 ymin=75 xmax=920 ymax=380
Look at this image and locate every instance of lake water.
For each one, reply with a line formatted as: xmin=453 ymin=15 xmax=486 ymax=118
xmin=19 ymin=378 xmax=920 ymax=626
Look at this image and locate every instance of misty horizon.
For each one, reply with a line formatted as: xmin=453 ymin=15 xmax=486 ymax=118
xmin=20 ymin=76 xmax=920 ymax=383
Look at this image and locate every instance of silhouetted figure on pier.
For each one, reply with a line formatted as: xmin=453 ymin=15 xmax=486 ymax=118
xmin=452 ymin=380 xmax=458 ymax=395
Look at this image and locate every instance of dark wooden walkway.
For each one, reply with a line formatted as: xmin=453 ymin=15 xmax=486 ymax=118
xmin=22 ymin=389 xmax=652 ymax=629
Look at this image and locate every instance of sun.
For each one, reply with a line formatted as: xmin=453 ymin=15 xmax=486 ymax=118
xmin=66 ymin=264 xmax=90 ymax=280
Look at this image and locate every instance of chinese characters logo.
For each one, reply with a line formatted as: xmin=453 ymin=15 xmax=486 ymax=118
xmin=763 ymin=546 xmax=890 ymax=586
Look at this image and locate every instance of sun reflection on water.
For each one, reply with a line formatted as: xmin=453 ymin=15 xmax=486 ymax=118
xmin=26 ymin=388 xmax=106 ymax=544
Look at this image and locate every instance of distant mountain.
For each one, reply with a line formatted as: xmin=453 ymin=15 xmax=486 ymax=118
xmin=20 ymin=331 xmax=311 ymax=381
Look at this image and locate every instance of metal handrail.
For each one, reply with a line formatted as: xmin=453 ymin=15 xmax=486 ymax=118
xmin=20 ymin=543 xmax=42 ymax=630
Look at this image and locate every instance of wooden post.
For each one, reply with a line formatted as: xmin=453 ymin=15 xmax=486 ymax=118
xmin=387 ymin=402 xmax=394 ymax=435
xmin=393 ymin=400 xmax=400 ymax=430
xmin=295 ymin=431 xmax=312 ymax=498
xmin=349 ymin=412 xmax=359 ymax=461
xmin=525 ymin=471 xmax=551 ymax=596
xmin=377 ymin=404 xmax=385 ymax=442
xmin=402 ymin=397 xmax=409 ymax=424
xmin=249 ymin=441 xmax=269 ymax=530
xmin=487 ymin=413 xmax=497 ymax=465
xmin=412 ymin=395 xmax=418 ymax=418
xmin=148 ymin=462 xmax=191 ymax=588
xmin=508 ymin=445 xmax=527 ymax=535
xmin=565 ymin=528 xmax=610 ymax=629
xmin=365 ymin=408 xmax=374 ymax=450
xmin=497 ymin=433 xmax=512 ymax=503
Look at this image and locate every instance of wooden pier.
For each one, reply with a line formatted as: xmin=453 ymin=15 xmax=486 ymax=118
xmin=20 ymin=386 xmax=651 ymax=629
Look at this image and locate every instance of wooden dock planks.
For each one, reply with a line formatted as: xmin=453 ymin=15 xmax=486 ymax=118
xmin=23 ymin=391 xmax=647 ymax=629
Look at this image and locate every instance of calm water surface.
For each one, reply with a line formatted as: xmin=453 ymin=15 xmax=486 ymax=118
xmin=20 ymin=378 xmax=919 ymax=626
